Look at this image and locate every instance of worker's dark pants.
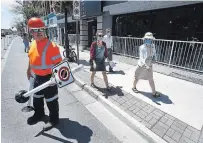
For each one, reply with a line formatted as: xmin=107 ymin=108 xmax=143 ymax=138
xmin=33 ymin=74 xmax=59 ymax=123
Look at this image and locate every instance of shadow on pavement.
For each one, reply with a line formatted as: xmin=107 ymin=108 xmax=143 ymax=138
xmin=106 ymin=70 xmax=125 ymax=75
xmin=79 ymin=60 xmax=90 ymax=66
xmin=27 ymin=115 xmax=49 ymax=125
xmin=140 ymin=91 xmax=173 ymax=105
xmin=94 ymin=85 xmax=124 ymax=99
xmin=36 ymin=118 xmax=93 ymax=143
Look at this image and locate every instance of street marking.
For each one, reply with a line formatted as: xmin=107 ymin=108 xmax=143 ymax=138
xmin=1 ymin=37 xmax=15 ymax=74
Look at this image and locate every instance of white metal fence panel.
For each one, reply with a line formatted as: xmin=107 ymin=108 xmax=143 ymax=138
xmin=1 ymin=35 xmax=14 ymax=50
xmin=112 ymin=36 xmax=203 ymax=73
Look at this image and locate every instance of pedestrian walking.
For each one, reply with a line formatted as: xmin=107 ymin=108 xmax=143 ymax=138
xmin=132 ymin=32 xmax=160 ymax=97
xmin=22 ymin=33 xmax=29 ymax=53
xmin=90 ymin=32 xmax=111 ymax=91
xmin=26 ymin=17 xmax=62 ymax=131
xmin=103 ymin=28 xmax=114 ymax=72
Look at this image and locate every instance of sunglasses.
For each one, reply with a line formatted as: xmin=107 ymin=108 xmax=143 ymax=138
xmin=98 ymin=35 xmax=103 ymax=37
xmin=30 ymin=28 xmax=45 ymax=33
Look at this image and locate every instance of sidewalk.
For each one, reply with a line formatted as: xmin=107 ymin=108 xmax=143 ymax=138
xmin=59 ymin=46 xmax=203 ymax=143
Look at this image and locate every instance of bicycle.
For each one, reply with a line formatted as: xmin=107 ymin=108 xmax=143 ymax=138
xmin=63 ymin=45 xmax=77 ymax=63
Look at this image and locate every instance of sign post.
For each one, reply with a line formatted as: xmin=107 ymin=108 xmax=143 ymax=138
xmin=73 ymin=0 xmax=81 ymax=65
xmin=76 ymin=21 xmax=79 ymax=65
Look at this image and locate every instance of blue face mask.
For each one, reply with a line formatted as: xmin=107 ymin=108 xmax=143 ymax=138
xmin=144 ymin=39 xmax=152 ymax=46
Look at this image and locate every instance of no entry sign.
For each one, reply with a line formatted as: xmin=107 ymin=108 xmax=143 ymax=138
xmin=52 ymin=60 xmax=74 ymax=88
xmin=58 ymin=66 xmax=70 ymax=81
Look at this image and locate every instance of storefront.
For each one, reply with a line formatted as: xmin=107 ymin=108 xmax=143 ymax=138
xmin=57 ymin=15 xmax=80 ymax=46
xmin=103 ymin=1 xmax=203 ymax=41
xmin=47 ymin=13 xmax=58 ymax=43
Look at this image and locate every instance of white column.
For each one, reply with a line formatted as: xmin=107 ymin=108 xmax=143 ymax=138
xmin=80 ymin=20 xmax=88 ymax=51
xmin=97 ymin=16 xmax=103 ymax=33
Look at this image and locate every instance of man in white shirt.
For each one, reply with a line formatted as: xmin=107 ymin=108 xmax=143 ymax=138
xmin=103 ymin=28 xmax=114 ymax=72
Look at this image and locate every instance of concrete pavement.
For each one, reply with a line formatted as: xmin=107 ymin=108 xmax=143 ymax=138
xmin=59 ymin=45 xmax=203 ymax=143
xmin=1 ymin=37 xmax=150 ymax=143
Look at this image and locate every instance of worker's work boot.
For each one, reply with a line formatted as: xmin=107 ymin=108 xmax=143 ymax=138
xmin=43 ymin=120 xmax=59 ymax=131
xmin=43 ymin=99 xmax=59 ymax=131
xmin=27 ymin=112 xmax=45 ymax=125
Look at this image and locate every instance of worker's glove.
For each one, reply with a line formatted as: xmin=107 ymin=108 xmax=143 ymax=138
xmin=49 ymin=77 xmax=57 ymax=86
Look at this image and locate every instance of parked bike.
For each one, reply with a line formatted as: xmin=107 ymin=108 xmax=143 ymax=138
xmin=63 ymin=45 xmax=77 ymax=63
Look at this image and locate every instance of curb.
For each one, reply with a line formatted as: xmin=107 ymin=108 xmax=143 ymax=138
xmin=73 ymin=75 xmax=167 ymax=143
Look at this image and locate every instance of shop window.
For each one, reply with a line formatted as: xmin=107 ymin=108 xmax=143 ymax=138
xmin=113 ymin=3 xmax=203 ymax=41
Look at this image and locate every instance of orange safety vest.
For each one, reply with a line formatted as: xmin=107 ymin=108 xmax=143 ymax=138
xmin=28 ymin=38 xmax=62 ymax=76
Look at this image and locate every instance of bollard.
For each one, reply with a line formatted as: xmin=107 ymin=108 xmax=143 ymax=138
xmin=4 ymin=37 xmax=6 ymax=50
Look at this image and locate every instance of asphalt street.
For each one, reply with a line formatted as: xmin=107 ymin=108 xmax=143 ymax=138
xmin=1 ymin=37 xmax=149 ymax=143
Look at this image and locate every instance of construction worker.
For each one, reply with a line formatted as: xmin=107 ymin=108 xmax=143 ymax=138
xmin=27 ymin=17 xmax=62 ymax=131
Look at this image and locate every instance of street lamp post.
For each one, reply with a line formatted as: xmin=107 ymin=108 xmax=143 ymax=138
xmin=76 ymin=20 xmax=79 ymax=65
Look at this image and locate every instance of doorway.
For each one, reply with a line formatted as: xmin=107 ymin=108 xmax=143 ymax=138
xmin=88 ymin=20 xmax=97 ymax=47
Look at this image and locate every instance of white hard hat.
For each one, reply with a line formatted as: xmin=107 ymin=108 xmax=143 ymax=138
xmin=143 ymin=32 xmax=155 ymax=40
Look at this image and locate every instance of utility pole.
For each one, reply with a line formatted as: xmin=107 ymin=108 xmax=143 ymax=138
xmin=72 ymin=0 xmax=81 ymax=65
xmin=76 ymin=20 xmax=79 ymax=65
xmin=64 ymin=2 xmax=69 ymax=60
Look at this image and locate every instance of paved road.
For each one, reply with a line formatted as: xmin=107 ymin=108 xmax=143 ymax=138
xmin=1 ymin=37 xmax=149 ymax=143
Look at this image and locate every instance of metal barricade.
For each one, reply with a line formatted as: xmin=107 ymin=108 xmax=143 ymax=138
xmin=1 ymin=34 xmax=14 ymax=53
xmin=112 ymin=36 xmax=203 ymax=73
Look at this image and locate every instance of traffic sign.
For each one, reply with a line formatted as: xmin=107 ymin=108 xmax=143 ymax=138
xmin=52 ymin=60 xmax=74 ymax=88
xmin=58 ymin=66 xmax=70 ymax=81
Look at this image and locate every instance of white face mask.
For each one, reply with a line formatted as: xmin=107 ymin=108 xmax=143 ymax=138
xmin=97 ymin=37 xmax=103 ymax=41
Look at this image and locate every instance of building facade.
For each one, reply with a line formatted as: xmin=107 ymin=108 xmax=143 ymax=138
xmin=102 ymin=1 xmax=203 ymax=42
xmin=43 ymin=1 xmax=203 ymax=46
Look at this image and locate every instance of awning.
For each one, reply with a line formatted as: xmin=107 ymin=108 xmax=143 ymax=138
xmin=57 ymin=16 xmax=77 ymax=24
xmin=103 ymin=1 xmax=202 ymax=15
xmin=48 ymin=24 xmax=57 ymax=28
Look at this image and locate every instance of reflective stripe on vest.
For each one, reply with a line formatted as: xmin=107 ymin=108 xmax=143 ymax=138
xmin=52 ymin=54 xmax=61 ymax=61
xmin=30 ymin=40 xmax=54 ymax=70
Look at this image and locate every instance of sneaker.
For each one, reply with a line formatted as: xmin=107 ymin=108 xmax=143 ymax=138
xmin=132 ymin=87 xmax=139 ymax=93
xmin=106 ymin=86 xmax=111 ymax=91
xmin=91 ymin=83 xmax=96 ymax=88
xmin=109 ymin=69 xmax=114 ymax=72
xmin=27 ymin=113 xmax=45 ymax=125
xmin=152 ymin=92 xmax=160 ymax=98
xmin=43 ymin=120 xmax=59 ymax=131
